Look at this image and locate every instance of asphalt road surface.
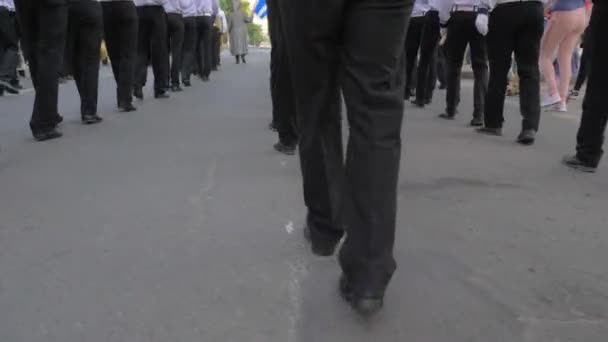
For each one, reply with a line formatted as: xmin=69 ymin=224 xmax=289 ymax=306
xmin=1 ymin=50 xmax=607 ymax=342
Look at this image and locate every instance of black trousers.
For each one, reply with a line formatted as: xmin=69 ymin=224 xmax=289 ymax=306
xmin=102 ymin=0 xmax=137 ymax=107
xmin=484 ymin=2 xmax=543 ymax=131
xmin=181 ymin=16 xmax=197 ymax=82
xmin=415 ymin=10 xmax=440 ymax=103
xmin=14 ymin=0 xmax=67 ymax=134
xmin=574 ymin=29 xmax=590 ymax=91
xmin=445 ymin=11 xmax=488 ymax=118
xmin=195 ymin=15 xmax=213 ymax=78
xmin=284 ymin=0 xmax=412 ymax=296
xmin=167 ymin=12 xmax=184 ymax=86
xmin=575 ymin=3 xmax=608 ymax=167
xmin=267 ymin=0 xmax=297 ymax=145
xmin=135 ymin=5 xmax=169 ymax=93
xmin=404 ymin=16 xmax=424 ymax=97
xmin=67 ymin=0 xmax=102 ymax=116
xmin=437 ymin=44 xmax=447 ymax=86
xmin=212 ymin=26 xmax=221 ymax=69
xmin=0 ymin=7 xmax=19 ymax=83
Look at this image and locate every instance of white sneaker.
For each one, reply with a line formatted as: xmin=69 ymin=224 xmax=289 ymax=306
xmin=545 ymin=102 xmax=568 ymax=112
xmin=541 ymin=93 xmax=562 ymax=107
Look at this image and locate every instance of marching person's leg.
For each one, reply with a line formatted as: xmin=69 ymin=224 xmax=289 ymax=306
xmin=468 ymin=17 xmax=489 ymax=126
xmin=200 ymin=15 xmax=213 ymax=80
xmin=414 ymin=10 xmax=440 ymax=107
xmin=70 ymin=0 xmax=103 ymax=124
xmin=0 ymin=5 xmax=20 ymax=94
xmin=181 ymin=15 xmax=197 ymax=87
xmin=149 ymin=5 xmax=169 ymax=98
xmin=440 ymin=12 xmax=469 ymax=120
xmin=404 ymin=15 xmax=423 ymax=100
xmin=564 ymin=2 xmax=608 ymax=172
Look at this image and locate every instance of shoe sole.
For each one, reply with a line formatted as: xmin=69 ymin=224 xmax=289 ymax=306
xmin=562 ymin=161 xmax=597 ymax=173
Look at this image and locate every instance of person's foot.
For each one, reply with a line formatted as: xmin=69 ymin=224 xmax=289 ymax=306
xmin=541 ymin=93 xmax=561 ymax=107
xmin=55 ymin=114 xmax=64 ymax=125
xmin=201 ymin=76 xmax=210 ymax=82
xmin=268 ymin=121 xmax=277 ymax=132
xmin=171 ymin=84 xmax=183 ymax=92
xmin=438 ymin=113 xmax=455 ymax=120
xmin=545 ymin=102 xmax=567 ymax=112
xmin=303 ymin=226 xmax=338 ymax=257
xmin=0 ymin=80 xmax=20 ymax=94
xmin=241 ymin=56 xmax=247 ymax=64
xmin=516 ymin=129 xmax=536 ymax=145
xmin=183 ymin=79 xmax=191 ymax=87
xmin=33 ymin=128 xmax=63 ymax=142
xmin=568 ymin=89 xmax=580 ymax=101
xmin=404 ymin=90 xmax=415 ymax=101
xmin=154 ymin=91 xmax=170 ymax=99
xmin=425 ymin=98 xmax=432 ymax=105
xmin=82 ymin=114 xmax=103 ymax=125
xmin=274 ymin=141 xmax=296 ymax=155
xmin=438 ymin=83 xmax=447 ymax=90
xmin=339 ymin=274 xmax=384 ymax=317
xmin=562 ymin=154 xmax=597 ymax=173
xmin=476 ymin=126 xmax=503 ymax=136
xmin=469 ymin=117 xmax=483 ymax=127
xmin=411 ymin=99 xmax=425 ymax=108
xmin=119 ymin=103 xmax=137 ymax=112
xmin=133 ymin=87 xmax=144 ymax=100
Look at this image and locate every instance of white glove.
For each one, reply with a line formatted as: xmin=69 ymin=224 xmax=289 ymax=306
xmin=475 ymin=14 xmax=489 ymax=36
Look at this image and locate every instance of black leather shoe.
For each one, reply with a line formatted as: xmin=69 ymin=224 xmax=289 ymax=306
xmin=469 ymin=117 xmax=484 ymax=127
xmin=119 ymin=103 xmax=137 ymax=112
xmin=183 ymin=79 xmax=191 ymax=87
xmin=438 ymin=113 xmax=455 ymax=120
xmin=476 ymin=127 xmax=503 ymax=136
xmin=171 ymin=84 xmax=183 ymax=92
xmin=303 ymin=226 xmax=338 ymax=257
xmin=82 ymin=114 xmax=103 ymax=125
xmin=516 ymin=129 xmax=536 ymax=145
xmin=274 ymin=141 xmax=296 ymax=155
xmin=55 ymin=114 xmax=64 ymax=125
xmin=33 ymin=128 xmax=63 ymax=142
xmin=411 ymin=99 xmax=425 ymax=108
xmin=133 ymin=87 xmax=144 ymax=100
xmin=154 ymin=91 xmax=170 ymax=99
xmin=339 ymin=275 xmax=384 ymax=317
xmin=562 ymin=154 xmax=597 ymax=173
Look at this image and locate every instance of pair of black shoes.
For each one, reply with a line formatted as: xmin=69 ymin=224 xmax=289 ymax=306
xmin=476 ymin=127 xmax=536 ymax=145
xmin=303 ymin=226 xmax=384 ymax=316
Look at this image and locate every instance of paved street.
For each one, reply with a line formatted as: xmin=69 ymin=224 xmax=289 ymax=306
xmin=1 ymin=50 xmax=607 ymax=342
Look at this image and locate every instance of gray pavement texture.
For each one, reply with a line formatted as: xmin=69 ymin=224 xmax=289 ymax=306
xmin=1 ymin=50 xmax=608 ymax=342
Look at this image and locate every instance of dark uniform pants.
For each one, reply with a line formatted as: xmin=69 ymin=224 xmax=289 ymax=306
xmin=445 ymin=11 xmax=488 ymax=118
xmin=135 ymin=5 xmax=169 ymax=93
xmin=195 ymin=15 xmax=213 ymax=78
xmin=484 ymin=2 xmax=544 ymax=131
xmin=167 ymin=12 xmax=184 ymax=86
xmin=14 ymin=0 xmax=67 ymax=134
xmin=0 ymin=7 xmax=19 ymax=85
xmin=404 ymin=15 xmax=424 ymax=98
xmin=267 ymin=0 xmax=297 ymax=146
xmin=181 ymin=16 xmax=198 ymax=82
xmin=102 ymin=0 xmax=138 ymax=107
xmin=415 ymin=10 xmax=440 ymax=104
xmin=212 ymin=26 xmax=221 ymax=69
xmin=576 ymin=2 xmax=608 ymax=167
xmin=67 ymin=0 xmax=103 ymax=116
xmin=284 ymin=0 xmax=412 ymax=296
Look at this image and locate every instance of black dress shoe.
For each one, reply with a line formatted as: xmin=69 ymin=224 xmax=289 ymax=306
xmin=339 ymin=275 xmax=384 ymax=317
xmin=476 ymin=127 xmax=503 ymax=136
xmin=119 ymin=103 xmax=137 ymax=112
xmin=469 ymin=117 xmax=484 ymax=127
xmin=438 ymin=113 xmax=455 ymax=120
xmin=562 ymin=154 xmax=597 ymax=173
xmin=183 ymin=79 xmax=191 ymax=87
xmin=154 ymin=91 xmax=170 ymax=99
xmin=82 ymin=114 xmax=103 ymax=125
xmin=171 ymin=84 xmax=183 ymax=92
xmin=516 ymin=129 xmax=536 ymax=145
xmin=411 ymin=99 xmax=425 ymax=108
xmin=274 ymin=141 xmax=296 ymax=155
xmin=33 ymin=128 xmax=63 ymax=142
xmin=303 ymin=226 xmax=338 ymax=257
xmin=133 ymin=87 xmax=144 ymax=100
xmin=55 ymin=114 xmax=64 ymax=125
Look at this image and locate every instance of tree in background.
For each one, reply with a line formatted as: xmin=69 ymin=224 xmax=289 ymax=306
xmin=220 ymin=0 xmax=267 ymax=47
